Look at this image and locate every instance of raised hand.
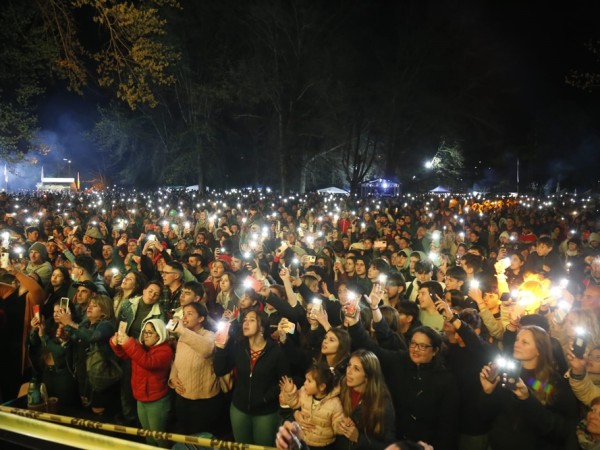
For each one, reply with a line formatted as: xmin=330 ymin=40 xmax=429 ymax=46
xmin=279 ymin=376 xmax=295 ymax=394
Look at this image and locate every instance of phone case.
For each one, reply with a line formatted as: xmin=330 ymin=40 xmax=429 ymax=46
xmin=215 ymin=322 xmax=231 ymax=346
xmin=166 ymin=319 xmax=177 ymax=332
xmin=573 ymin=335 xmax=588 ymax=359
xmin=59 ymin=297 xmax=69 ymax=311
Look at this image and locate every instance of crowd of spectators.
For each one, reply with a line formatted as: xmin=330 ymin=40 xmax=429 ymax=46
xmin=1 ymin=188 xmax=600 ymax=449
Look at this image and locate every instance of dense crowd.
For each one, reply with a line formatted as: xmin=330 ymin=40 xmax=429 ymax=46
xmin=1 ymin=188 xmax=600 ymax=450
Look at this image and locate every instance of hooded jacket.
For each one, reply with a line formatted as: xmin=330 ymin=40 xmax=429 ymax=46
xmin=111 ymin=318 xmax=173 ymax=402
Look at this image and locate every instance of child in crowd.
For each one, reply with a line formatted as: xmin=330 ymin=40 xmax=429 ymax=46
xmin=279 ymin=362 xmax=344 ymax=450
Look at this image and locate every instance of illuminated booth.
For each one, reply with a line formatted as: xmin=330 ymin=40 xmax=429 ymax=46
xmin=360 ymin=178 xmax=401 ymax=197
xmin=36 ymin=167 xmax=79 ymax=192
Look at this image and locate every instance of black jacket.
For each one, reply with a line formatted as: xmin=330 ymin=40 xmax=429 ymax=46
xmin=214 ymin=338 xmax=289 ymax=415
xmin=477 ymin=369 xmax=579 ymax=450
xmin=334 ymin=396 xmax=396 ymax=450
xmin=445 ymin=321 xmax=496 ymax=436
xmin=348 ymin=320 xmax=459 ymax=450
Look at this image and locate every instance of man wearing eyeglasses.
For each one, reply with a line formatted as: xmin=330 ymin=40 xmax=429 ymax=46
xmin=160 ymin=261 xmax=184 ymax=312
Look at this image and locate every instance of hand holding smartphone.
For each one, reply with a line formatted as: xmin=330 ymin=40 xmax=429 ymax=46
xmin=573 ymin=328 xmax=588 ymax=359
xmin=165 ymin=319 xmax=179 ymax=333
xmin=215 ymin=321 xmax=231 ymax=346
xmin=59 ymin=297 xmax=70 ymax=313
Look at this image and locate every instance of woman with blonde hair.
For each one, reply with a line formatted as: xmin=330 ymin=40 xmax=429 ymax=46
xmin=480 ymin=325 xmax=579 ymax=449
xmin=57 ymin=294 xmax=118 ymax=415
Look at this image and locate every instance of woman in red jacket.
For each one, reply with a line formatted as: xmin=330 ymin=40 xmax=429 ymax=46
xmin=111 ymin=318 xmax=173 ymax=447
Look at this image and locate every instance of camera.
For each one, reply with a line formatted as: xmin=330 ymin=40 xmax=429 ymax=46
xmin=495 ymin=356 xmax=520 ymax=390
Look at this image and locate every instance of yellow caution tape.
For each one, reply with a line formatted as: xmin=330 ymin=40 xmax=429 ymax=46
xmin=0 ymin=405 xmax=276 ymax=450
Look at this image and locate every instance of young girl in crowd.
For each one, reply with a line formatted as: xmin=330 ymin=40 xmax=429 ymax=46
xmin=279 ymin=362 xmax=344 ymax=450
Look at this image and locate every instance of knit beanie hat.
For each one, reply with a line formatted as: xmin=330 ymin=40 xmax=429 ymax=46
xmin=29 ymin=242 xmax=48 ymax=260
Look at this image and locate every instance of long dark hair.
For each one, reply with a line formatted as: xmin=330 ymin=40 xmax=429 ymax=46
xmin=317 ymin=328 xmax=351 ymax=375
xmin=340 ymin=350 xmax=391 ymax=438
xmin=46 ymin=266 xmax=71 ymax=294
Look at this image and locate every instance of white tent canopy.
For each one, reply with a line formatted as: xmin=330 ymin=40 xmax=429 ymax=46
xmin=430 ymin=185 xmax=451 ymax=193
xmin=317 ymin=186 xmax=349 ymax=195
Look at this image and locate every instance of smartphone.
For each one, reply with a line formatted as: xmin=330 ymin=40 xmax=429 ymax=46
xmin=306 ymin=255 xmax=316 ymax=264
xmin=310 ymin=298 xmax=323 ymax=318
xmin=0 ymin=252 xmax=8 ymax=269
xmin=486 ymin=361 xmax=499 ymax=383
xmin=59 ymin=297 xmax=70 ymax=311
xmin=147 ymin=234 xmax=156 ymax=241
xmin=243 ymin=276 xmax=262 ymax=292
xmin=215 ymin=321 xmax=231 ymax=346
xmin=285 ymin=322 xmax=296 ymax=334
xmin=33 ymin=305 xmax=40 ymax=321
xmin=496 ymin=356 xmax=520 ymax=390
xmin=343 ymin=293 xmax=360 ymax=318
xmin=166 ymin=319 xmax=178 ymax=333
xmin=573 ymin=328 xmax=588 ymax=359
xmin=118 ymin=321 xmax=127 ymax=335
xmin=278 ymin=242 xmax=289 ymax=254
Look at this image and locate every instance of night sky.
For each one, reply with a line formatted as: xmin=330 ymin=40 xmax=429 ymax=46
xmin=26 ymin=0 xmax=600 ymax=191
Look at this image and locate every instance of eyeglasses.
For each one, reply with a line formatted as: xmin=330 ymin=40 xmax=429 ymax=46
xmin=159 ymin=271 xmax=177 ymax=275
xmin=409 ymin=342 xmax=433 ymax=351
xmin=142 ymin=331 xmax=156 ymax=336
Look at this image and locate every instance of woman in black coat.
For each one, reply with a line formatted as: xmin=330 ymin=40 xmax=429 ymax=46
xmin=214 ymin=310 xmax=290 ymax=447
xmin=478 ymin=325 xmax=579 ymax=450
xmin=346 ymin=288 xmax=460 ymax=450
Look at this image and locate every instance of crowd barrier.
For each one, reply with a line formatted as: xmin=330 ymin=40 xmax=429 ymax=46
xmin=0 ymin=405 xmax=276 ymax=450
